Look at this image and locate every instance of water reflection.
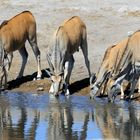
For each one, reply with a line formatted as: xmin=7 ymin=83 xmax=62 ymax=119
xmin=0 ymin=92 xmax=140 ymax=140
xmin=92 ymin=99 xmax=140 ymax=140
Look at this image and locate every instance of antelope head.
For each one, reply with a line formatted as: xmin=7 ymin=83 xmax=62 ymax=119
xmin=107 ymin=78 xmax=121 ymax=102
xmin=90 ymin=71 xmax=111 ymax=99
xmin=46 ymin=53 xmax=64 ymax=96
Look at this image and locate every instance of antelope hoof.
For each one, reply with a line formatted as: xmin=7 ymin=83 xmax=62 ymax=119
xmin=36 ymin=76 xmax=41 ymax=80
xmin=130 ymin=95 xmax=134 ymax=99
xmin=120 ymin=96 xmax=124 ymax=100
xmin=0 ymin=88 xmax=4 ymax=92
xmin=65 ymin=89 xmax=70 ymax=96
xmin=1 ymin=85 xmax=7 ymax=91
xmin=33 ymin=77 xmax=41 ymax=81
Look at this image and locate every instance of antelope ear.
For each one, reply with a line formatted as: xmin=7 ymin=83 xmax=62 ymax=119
xmin=90 ymin=73 xmax=96 ymax=85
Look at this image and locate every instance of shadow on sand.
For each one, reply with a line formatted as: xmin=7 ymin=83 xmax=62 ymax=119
xmin=7 ymin=70 xmax=49 ymax=90
xmin=7 ymin=69 xmax=90 ymax=94
xmin=6 ymin=72 xmax=140 ymax=100
xmin=69 ymin=78 xmax=90 ymax=94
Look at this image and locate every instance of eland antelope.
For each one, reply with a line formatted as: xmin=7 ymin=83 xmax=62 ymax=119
xmin=107 ymin=30 xmax=140 ymax=102
xmin=90 ymin=37 xmax=140 ymax=100
xmin=46 ymin=16 xmax=91 ymax=96
xmin=90 ymin=38 xmax=128 ymax=99
xmin=0 ymin=11 xmax=42 ymax=89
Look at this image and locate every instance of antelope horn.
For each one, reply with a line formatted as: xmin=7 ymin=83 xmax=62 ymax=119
xmin=59 ymin=53 xmax=64 ymax=73
xmin=102 ymin=71 xmax=111 ymax=83
xmin=57 ymin=53 xmax=64 ymax=75
xmin=0 ymin=42 xmax=4 ymax=66
xmin=90 ymin=73 xmax=96 ymax=85
xmin=46 ymin=53 xmax=54 ymax=74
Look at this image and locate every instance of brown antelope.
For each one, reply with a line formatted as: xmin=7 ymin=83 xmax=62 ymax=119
xmin=90 ymin=39 xmax=128 ymax=98
xmin=90 ymin=37 xmax=140 ymax=101
xmin=46 ymin=16 xmax=91 ymax=96
xmin=107 ymin=30 xmax=140 ymax=102
xmin=0 ymin=11 xmax=42 ymax=89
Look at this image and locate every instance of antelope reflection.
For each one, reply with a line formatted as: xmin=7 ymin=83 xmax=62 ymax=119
xmin=0 ymin=94 xmax=90 ymax=140
xmin=1 ymin=93 xmax=139 ymax=140
xmin=0 ymin=107 xmax=40 ymax=140
xmin=47 ymin=96 xmax=90 ymax=140
xmin=92 ymin=100 xmax=140 ymax=140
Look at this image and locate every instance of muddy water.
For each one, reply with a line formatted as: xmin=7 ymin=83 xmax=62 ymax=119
xmin=0 ymin=92 xmax=140 ymax=140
